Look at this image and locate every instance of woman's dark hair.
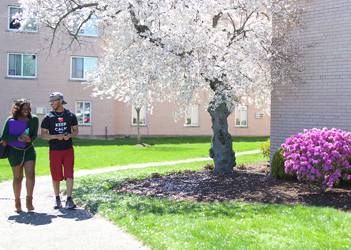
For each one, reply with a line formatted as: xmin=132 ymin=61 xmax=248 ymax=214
xmin=11 ymin=99 xmax=32 ymax=120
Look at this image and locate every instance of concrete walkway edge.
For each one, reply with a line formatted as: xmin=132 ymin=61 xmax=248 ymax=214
xmin=75 ymin=149 xmax=261 ymax=177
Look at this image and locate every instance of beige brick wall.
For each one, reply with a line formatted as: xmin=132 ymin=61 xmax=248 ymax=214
xmin=271 ymin=0 xmax=351 ymax=157
xmin=0 ymin=0 xmax=116 ymax=139
xmin=115 ymin=100 xmax=270 ymax=137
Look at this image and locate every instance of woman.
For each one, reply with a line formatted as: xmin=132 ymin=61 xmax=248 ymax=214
xmin=1 ymin=99 xmax=39 ymax=212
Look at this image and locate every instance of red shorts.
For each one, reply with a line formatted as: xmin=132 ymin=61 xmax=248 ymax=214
xmin=49 ymin=148 xmax=75 ymax=181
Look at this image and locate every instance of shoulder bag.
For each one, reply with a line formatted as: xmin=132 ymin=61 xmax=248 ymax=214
xmin=0 ymin=140 xmax=9 ymax=159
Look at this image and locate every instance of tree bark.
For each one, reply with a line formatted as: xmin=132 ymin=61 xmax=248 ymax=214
xmin=135 ymin=107 xmax=141 ymax=144
xmin=208 ymin=102 xmax=236 ymax=174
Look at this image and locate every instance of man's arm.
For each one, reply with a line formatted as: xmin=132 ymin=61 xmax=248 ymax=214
xmin=41 ymin=128 xmax=63 ymax=140
xmin=63 ymin=125 xmax=79 ymax=140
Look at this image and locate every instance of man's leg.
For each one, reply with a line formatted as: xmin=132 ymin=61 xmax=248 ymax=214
xmin=53 ymin=180 xmax=60 ymax=197
xmin=50 ymin=150 xmax=64 ymax=209
xmin=66 ymin=178 xmax=73 ymax=197
xmin=65 ymin=178 xmax=76 ymax=209
xmin=63 ymin=148 xmax=76 ymax=209
xmin=52 ymin=180 xmax=62 ymax=209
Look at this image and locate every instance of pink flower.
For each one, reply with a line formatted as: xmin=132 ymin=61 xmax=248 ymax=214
xmin=281 ymin=127 xmax=351 ymax=191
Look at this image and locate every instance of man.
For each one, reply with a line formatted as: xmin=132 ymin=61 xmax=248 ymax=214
xmin=41 ymin=92 xmax=79 ymax=209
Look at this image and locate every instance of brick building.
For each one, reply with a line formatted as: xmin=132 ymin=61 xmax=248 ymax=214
xmin=1 ymin=0 xmax=270 ymax=139
xmin=271 ymin=0 xmax=351 ymax=156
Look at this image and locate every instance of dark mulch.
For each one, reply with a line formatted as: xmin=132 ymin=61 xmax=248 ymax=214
xmin=112 ymin=161 xmax=351 ymax=212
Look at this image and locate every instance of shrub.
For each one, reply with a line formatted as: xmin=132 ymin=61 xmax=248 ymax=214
xmin=151 ymin=172 xmax=161 ymax=178
xmin=282 ymin=128 xmax=351 ymax=192
xmin=258 ymin=138 xmax=270 ymax=158
xmin=339 ymin=157 xmax=351 ymax=185
xmin=271 ymin=147 xmax=296 ymax=179
xmin=203 ymin=163 xmax=214 ymax=171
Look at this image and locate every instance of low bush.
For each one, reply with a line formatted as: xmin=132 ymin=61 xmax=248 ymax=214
xmin=271 ymin=147 xmax=296 ymax=179
xmin=339 ymin=158 xmax=351 ymax=185
xmin=258 ymin=138 xmax=270 ymax=158
xmin=282 ymin=128 xmax=351 ymax=192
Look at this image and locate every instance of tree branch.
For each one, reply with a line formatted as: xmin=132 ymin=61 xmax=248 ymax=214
xmin=227 ymin=9 xmax=256 ymax=47
xmin=128 ymin=3 xmax=193 ymax=58
xmin=47 ymin=2 xmax=100 ymax=50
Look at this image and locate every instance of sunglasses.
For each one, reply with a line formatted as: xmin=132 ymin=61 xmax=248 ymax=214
xmin=49 ymin=99 xmax=60 ymax=103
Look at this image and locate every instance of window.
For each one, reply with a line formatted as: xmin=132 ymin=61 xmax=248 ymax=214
xmin=71 ymin=56 xmax=98 ymax=80
xmin=35 ymin=107 xmax=47 ymax=115
xmin=76 ymin=101 xmax=91 ymax=125
xmin=235 ymin=106 xmax=248 ymax=127
xmin=73 ymin=13 xmax=98 ymax=36
xmin=8 ymin=53 xmax=37 ymax=78
xmin=185 ymin=105 xmax=199 ymax=127
xmin=8 ymin=6 xmax=37 ymax=32
xmin=132 ymin=104 xmax=147 ymax=125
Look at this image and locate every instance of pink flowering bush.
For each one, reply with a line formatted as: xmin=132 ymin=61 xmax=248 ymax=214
xmin=281 ymin=128 xmax=351 ymax=193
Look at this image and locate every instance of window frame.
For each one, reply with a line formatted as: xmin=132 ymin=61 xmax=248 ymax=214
xmin=7 ymin=53 xmax=37 ymax=78
xmin=8 ymin=6 xmax=37 ymax=32
xmin=132 ymin=104 xmax=147 ymax=126
xmin=185 ymin=104 xmax=200 ymax=127
xmin=70 ymin=56 xmax=98 ymax=80
xmin=75 ymin=101 xmax=92 ymax=126
xmin=235 ymin=105 xmax=248 ymax=128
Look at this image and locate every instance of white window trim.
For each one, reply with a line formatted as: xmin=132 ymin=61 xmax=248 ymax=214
xmin=235 ymin=105 xmax=248 ymax=128
xmin=8 ymin=6 xmax=37 ymax=32
xmin=132 ymin=104 xmax=147 ymax=126
xmin=184 ymin=104 xmax=200 ymax=127
xmin=76 ymin=101 xmax=92 ymax=126
xmin=7 ymin=53 xmax=37 ymax=78
xmin=70 ymin=56 xmax=98 ymax=80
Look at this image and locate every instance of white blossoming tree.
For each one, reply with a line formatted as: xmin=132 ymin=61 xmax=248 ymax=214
xmin=20 ymin=0 xmax=306 ymax=174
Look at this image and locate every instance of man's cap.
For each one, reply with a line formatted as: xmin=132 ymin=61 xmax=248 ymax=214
xmin=50 ymin=92 xmax=67 ymax=104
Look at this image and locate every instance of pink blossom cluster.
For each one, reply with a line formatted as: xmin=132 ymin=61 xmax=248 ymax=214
xmin=282 ymin=128 xmax=351 ymax=191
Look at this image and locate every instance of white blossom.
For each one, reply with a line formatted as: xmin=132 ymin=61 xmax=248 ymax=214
xmin=20 ymin=0 xmax=306 ymax=117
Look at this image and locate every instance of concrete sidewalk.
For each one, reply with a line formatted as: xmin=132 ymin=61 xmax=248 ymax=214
xmin=0 ymin=150 xmax=260 ymax=250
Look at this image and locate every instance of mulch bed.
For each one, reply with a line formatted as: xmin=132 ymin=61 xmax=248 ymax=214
xmin=112 ymin=161 xmax=351 ymax=212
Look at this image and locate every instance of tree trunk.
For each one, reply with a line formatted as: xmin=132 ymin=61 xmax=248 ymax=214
xmin=135 ymin=107 xmax=141 ymax=144
xmin=208 ymin=102 xmax=236 ymax=174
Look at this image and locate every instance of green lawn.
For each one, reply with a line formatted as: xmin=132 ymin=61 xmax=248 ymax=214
xmin=71 ymin=153 xmax=351 ymax=250
xmin=2 ymin=136 xmax=349 ymax=249
xmin=0 ymin=136 xmax=268 ymax=182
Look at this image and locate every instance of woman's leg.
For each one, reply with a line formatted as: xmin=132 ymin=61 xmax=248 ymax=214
xmin=24 ymin=160 xmax=35 ymax=197
xmin=12 ymin=164 xmax=24 ymax=212
xmin=24 ymin=160 xmax=35 ymax=211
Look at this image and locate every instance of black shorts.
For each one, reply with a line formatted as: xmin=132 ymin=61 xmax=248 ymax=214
xmin=8 ymin=145 xmax=36 ymax=167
